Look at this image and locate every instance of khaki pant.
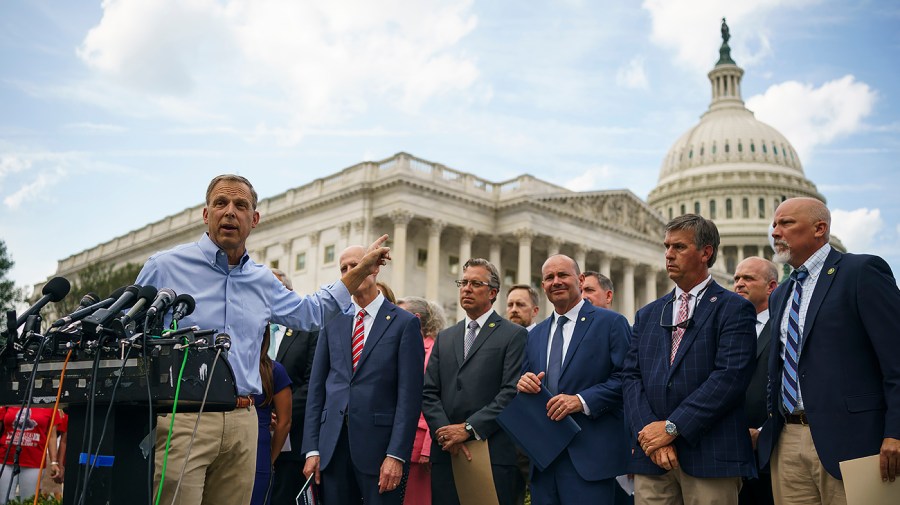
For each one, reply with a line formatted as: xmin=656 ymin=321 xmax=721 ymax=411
xmin=771 ymin=423 xmax=846 ymax=505
xmin=153 ymin=408 xmax=257 ymax=505
xmin=634 ymin=467 xmax=741 ymax=505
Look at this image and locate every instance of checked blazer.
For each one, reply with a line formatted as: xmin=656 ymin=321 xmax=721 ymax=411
xmin=623 ymin=280 xmax=758 ymax=478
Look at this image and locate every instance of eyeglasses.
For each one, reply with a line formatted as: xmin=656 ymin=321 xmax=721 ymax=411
xmin=659 ymin=281 xmax=712 ymax=331
xmin=455 ymin=279 xmax=493 ymax=289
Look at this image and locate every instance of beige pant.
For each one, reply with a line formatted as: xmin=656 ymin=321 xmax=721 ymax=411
xmin=634 ymin=467 xmax=742 ymax=505
xmin=153 ymin=408 xmax=257 ymax=505
xmin=771 ymin=423 xmax=846 ymax=505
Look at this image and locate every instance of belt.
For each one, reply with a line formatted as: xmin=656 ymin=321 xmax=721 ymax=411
xmin=784 ymin=412 xmax=809 ymax=425
xmin=236 ymin=395 xmax=254 ymax=409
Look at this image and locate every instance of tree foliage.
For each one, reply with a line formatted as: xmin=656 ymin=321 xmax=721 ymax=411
xmin=52 ymin=262 xmax=144 ymax=317
xmin=0 ymin=239 xmax=23 ymax=328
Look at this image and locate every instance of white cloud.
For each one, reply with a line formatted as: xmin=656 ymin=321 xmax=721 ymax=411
xmin=831 ymin=208 xmax=883 ymax=252
xmin=0 ymin=155 xmax=33 ymax=181
xmin=4 ymin=167 xmax=66 ymax=210
xmin=616 ymin=56 xmax=648 ymax=90
xmin=641 ymin=0 xmax=817 ymax=72
xmin=565 ymin=165 xmax=613 ymax=191
xmin=64 ymin=122 xmax=128 ymax=134
xmin=746 ymin=75 xmax=876 ymax=161
xmin=74 ymin=0 xmax=481 ymax=142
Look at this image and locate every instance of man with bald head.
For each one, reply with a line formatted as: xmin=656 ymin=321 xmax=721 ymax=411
xmin=302 ymin=245 xmax=424 ymax=505
xmin=517 ymin=254 xmax=631 ymax=504
xmin=732 ymin=257 xmax=778 ymax=505
xmin=757 ymin=197 xmax=900 ymax=505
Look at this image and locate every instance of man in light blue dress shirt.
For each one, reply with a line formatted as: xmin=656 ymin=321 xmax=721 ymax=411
xmin=137 ymin=174 xmax=391 ymax=505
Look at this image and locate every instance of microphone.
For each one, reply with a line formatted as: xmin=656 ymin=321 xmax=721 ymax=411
xmin=144 ymin=288 xmax=176 ymax=320
xmin=14 ymin=277 xmax=71 ymax=329
xmin=117 ymin=285 xmax=158 ymax=326
xmin=50 ymin=287 xmax=127 ymax=328
xmin=214 ymin=332 xmax=231 ymax=351
xmin=77 ymin=292 xmax=100 ymax=309
xmin=82 ymin=285 xmax=140 ymax=328
xmin=170 ymin=294 xmax=196 ymax=323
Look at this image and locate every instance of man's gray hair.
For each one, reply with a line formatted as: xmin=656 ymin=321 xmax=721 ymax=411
xmin=665 ymin=214 xmax=720 ymax=268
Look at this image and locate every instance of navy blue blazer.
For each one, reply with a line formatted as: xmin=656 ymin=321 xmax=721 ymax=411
xmin=522 ymin=302 xmax=631 ymax=481
xmin=757 ymin=249 xmax=900 ymax=479
xmin=623 ymin=280 xmax=757 ymax=478
xmin=301 ymin=300 xmax=424 ymax=475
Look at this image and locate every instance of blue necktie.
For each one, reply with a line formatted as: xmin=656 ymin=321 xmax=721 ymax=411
xmin=463 ymin=320 xmax=479 ymax=359
xmin=547 ymin=315 xmax=568 ymax=394
xmin=782 ymin=267 xmax=808 ymax=413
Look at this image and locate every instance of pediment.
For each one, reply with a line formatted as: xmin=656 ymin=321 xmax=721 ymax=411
xmin=531 ymin=190 xmax=666 ymax=240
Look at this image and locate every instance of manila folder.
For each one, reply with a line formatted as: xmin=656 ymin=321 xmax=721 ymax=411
xmin=451 ymin=440 xmax=500 ymax=505
xmin=839 ymin=454 xmax=899 ymax=505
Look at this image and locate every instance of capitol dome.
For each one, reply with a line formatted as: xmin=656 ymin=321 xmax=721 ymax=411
xmin=647 ymin=19 xmax=826 ymax=273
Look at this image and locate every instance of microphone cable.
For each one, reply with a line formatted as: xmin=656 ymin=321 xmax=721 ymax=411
xmin=153 ymin=333 xmax=190 ymax=505
xmin=31 ymin=348 xmax=73 ymax=505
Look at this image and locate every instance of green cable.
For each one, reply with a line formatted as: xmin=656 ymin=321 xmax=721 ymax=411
xmin=153 ymin=335 xmax=190 ymax=505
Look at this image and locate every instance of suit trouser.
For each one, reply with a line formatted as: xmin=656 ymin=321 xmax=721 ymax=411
xmin=321 ymin=422 xmax=403 ymax=505
xmin=271 ymin=457 xmax=304 ymax=505
xmin=771 ymin=423 xmax=846 ymax=505
xmin=153 ymin=408 xmax=257 ymax=505
xmin=431 ymin=460 xmax=518 ymax=505
xmin=530 ymin=451 xmax=616 ymax=505
xmin=634 ymin=468 xmax=741 ymax=505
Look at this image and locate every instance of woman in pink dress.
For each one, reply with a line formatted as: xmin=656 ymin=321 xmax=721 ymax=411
xmin=397 ymin=297 xmax=446 ymax=505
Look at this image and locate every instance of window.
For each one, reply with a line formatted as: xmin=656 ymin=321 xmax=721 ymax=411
xmin=709 ymin=200 xmax=717 ymax=220
xmin=295 ymin=252 xmax=306 ymax=271
xmin=417 ymin=248 xmax=428 ymax=268
xmin=694 ymin=201 xmax=701 ymax=214
xmin=726 ymin=198 xmax=733 ymax=219
xmin=269 ymin=259 xmax=279 ymax=269
xmin=324 ymin=244 xmax=335 ymax=264
xmin=750 ymin=143 xmax=755 ymax=153
xmin=737 ymin=142 xmax=742 ymax=152
xmin=742 ymin=198 xmax=749 ymax=218
xmin=680 ymin=204 xmax=686 ymax=215
xmin=669 ymin=207 xmax=673 ymax=220
xmin=712 ymin=143 xmax=717 ymax=154
xmin=449 ymin=255 xmax=460 ymax=275
xmin=504 ymin=269 xmax=517 ymax=287
xmin=762 ymin=143 xmax=767 ymax=154
xmin=758 ymin=198 xmax=766 ymax=219
xmin=725 ymin=143 xmax=730 ymax=153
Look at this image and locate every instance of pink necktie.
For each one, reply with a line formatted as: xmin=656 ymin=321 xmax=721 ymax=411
xmin=351 ymin=309 xmax=366 ymax=371
xmin=670 ymin=292 xmax=691 ymax=364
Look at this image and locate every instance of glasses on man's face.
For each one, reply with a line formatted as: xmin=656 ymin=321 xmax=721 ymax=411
xmin=455 ymin=279 xmax=492 ymax=289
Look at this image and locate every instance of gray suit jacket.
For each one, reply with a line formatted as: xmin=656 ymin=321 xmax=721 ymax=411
xmin=422 ymin=310 xmax=527 ymax=466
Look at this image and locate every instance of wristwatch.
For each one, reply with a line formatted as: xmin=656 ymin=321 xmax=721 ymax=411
xmin=665 ymin=420 xmax=679 ymax=437
xmin=464 ymin=422 xmax=475 ymax=440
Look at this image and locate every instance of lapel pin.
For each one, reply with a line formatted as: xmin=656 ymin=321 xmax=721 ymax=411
xmin=581 ymin=317 xmax=586 ymax=322
xmin=488 ymin=322 xmax=496 ymax=328
xmin=827 ymin=267 xmax=836 ymax=275
xmin=709 ymin=296 xmax=718 ymax=303
xmin=386 ymin=315 xmax=391 ymax=320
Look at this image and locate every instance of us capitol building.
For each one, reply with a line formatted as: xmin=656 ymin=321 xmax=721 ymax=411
xmin=45 ymin=23 xmax=829 ymax=322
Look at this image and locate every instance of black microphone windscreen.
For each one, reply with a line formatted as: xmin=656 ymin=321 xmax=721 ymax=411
xmin=172 ymin=294 xmax=196 ymax=317
xmin=80 ymin=292 xmax=101 ymax=308
xmin=137 ymin=285 xmax=158 ymax=302
xmin=42 ymin=277 xmax=71 ymax=303
xmin=108 ymin=286 xmax=128 ymax=300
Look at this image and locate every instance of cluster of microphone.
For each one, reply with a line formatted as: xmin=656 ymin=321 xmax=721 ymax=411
xmin=1 ymin=276 xmax=197 ymax=356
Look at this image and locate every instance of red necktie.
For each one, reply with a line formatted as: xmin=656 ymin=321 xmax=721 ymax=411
xmin=351 ymin=309 xmax=367 ymax=371
xmin=670 ymin=292 xmax=691 ymax=364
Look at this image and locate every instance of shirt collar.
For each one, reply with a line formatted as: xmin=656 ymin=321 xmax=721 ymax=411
xmin=675 ymin=275 xmax=713 ymax=300
xmin=199 ymin=232 xmax=250 ymax=270
xmin=466 ymin=309 xmax=495 ymax=330
xmin=353 ymin=292 xmax=385 ymax=317
xmin=757 ymin=308 xmax=770 ymax=326
xmin=799 ymin=243 xmax=831 ymax=279
xmin=554 ymin=299 xmax=585 ymax=324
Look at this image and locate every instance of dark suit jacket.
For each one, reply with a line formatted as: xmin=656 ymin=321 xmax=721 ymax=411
xmin=274 ymin=327 xmax=318 ymax=463
xmin=623 ymin=280 xmax=757 ymax=478
xmin=422 ymin=310 xmax=527 ymax=467
xmin=744 ymin=320 xmax=771 ymax=429
xmin=301 ymin=300 xmax=424 ymax=475
xmin=522 ymin=303 xmax=631 ymax=481
xmin=757 ymin=249 xmax=900 ymax=479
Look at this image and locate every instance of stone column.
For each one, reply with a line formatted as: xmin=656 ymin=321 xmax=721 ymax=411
xmin=547 ymin=237 xmax=561 ymax=257
xmin=281 ymin=240 xmax=293 ymax=277
xmin=574 ymin=245 xmax=587 ymax=273
xmin=599 ymin=254 xmax=612 ymax=279
xmin=486 ymin=239 xmax=504 ymax=318
xmin=339 ymin=222 xmax=352 ymax=250
xmin=622 ymin=260 xmax=636 ymax=322
xmin=736 ymin=244 xmax=746 ymax=265
xmin=459 ymin=228 xmax=475 ymax=267
xmin=389 ymin=210 xmax=413 ymax=298
xmin=643 ymin=266 xmax=658 ymax=306
xmin=757 ymin=245 xmax=764 ymax=258
xmin=515 ymin=228 xmax=534 ymax=286
xmin=353 ymin=219 xmax=366 ymax=245
xmin=426 ymin=220 xmax=445 ymax=300
xmin=309 ymin=230 xmax=321 ymax=287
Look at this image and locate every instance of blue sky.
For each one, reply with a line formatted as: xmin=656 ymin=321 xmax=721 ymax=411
xmin=2 ymin=0 xmax=899 ymax=293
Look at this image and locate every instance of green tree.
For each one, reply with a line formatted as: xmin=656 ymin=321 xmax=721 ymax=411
xmin=53 ymin=261 xmax=144 ymax=317
xmin=0 ymin=239 xmax=23 ymax=329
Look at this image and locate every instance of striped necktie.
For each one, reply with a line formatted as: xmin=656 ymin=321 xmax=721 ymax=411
xmin=351 ymin=309 xmax=367 ymax=371
xmin=782 ymin=267 xmax=809 ymax=413
xmin=670 ymin=292 xmax=691 ymax=364
xmin=463 ymin=320 xmax=479 ymax=359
